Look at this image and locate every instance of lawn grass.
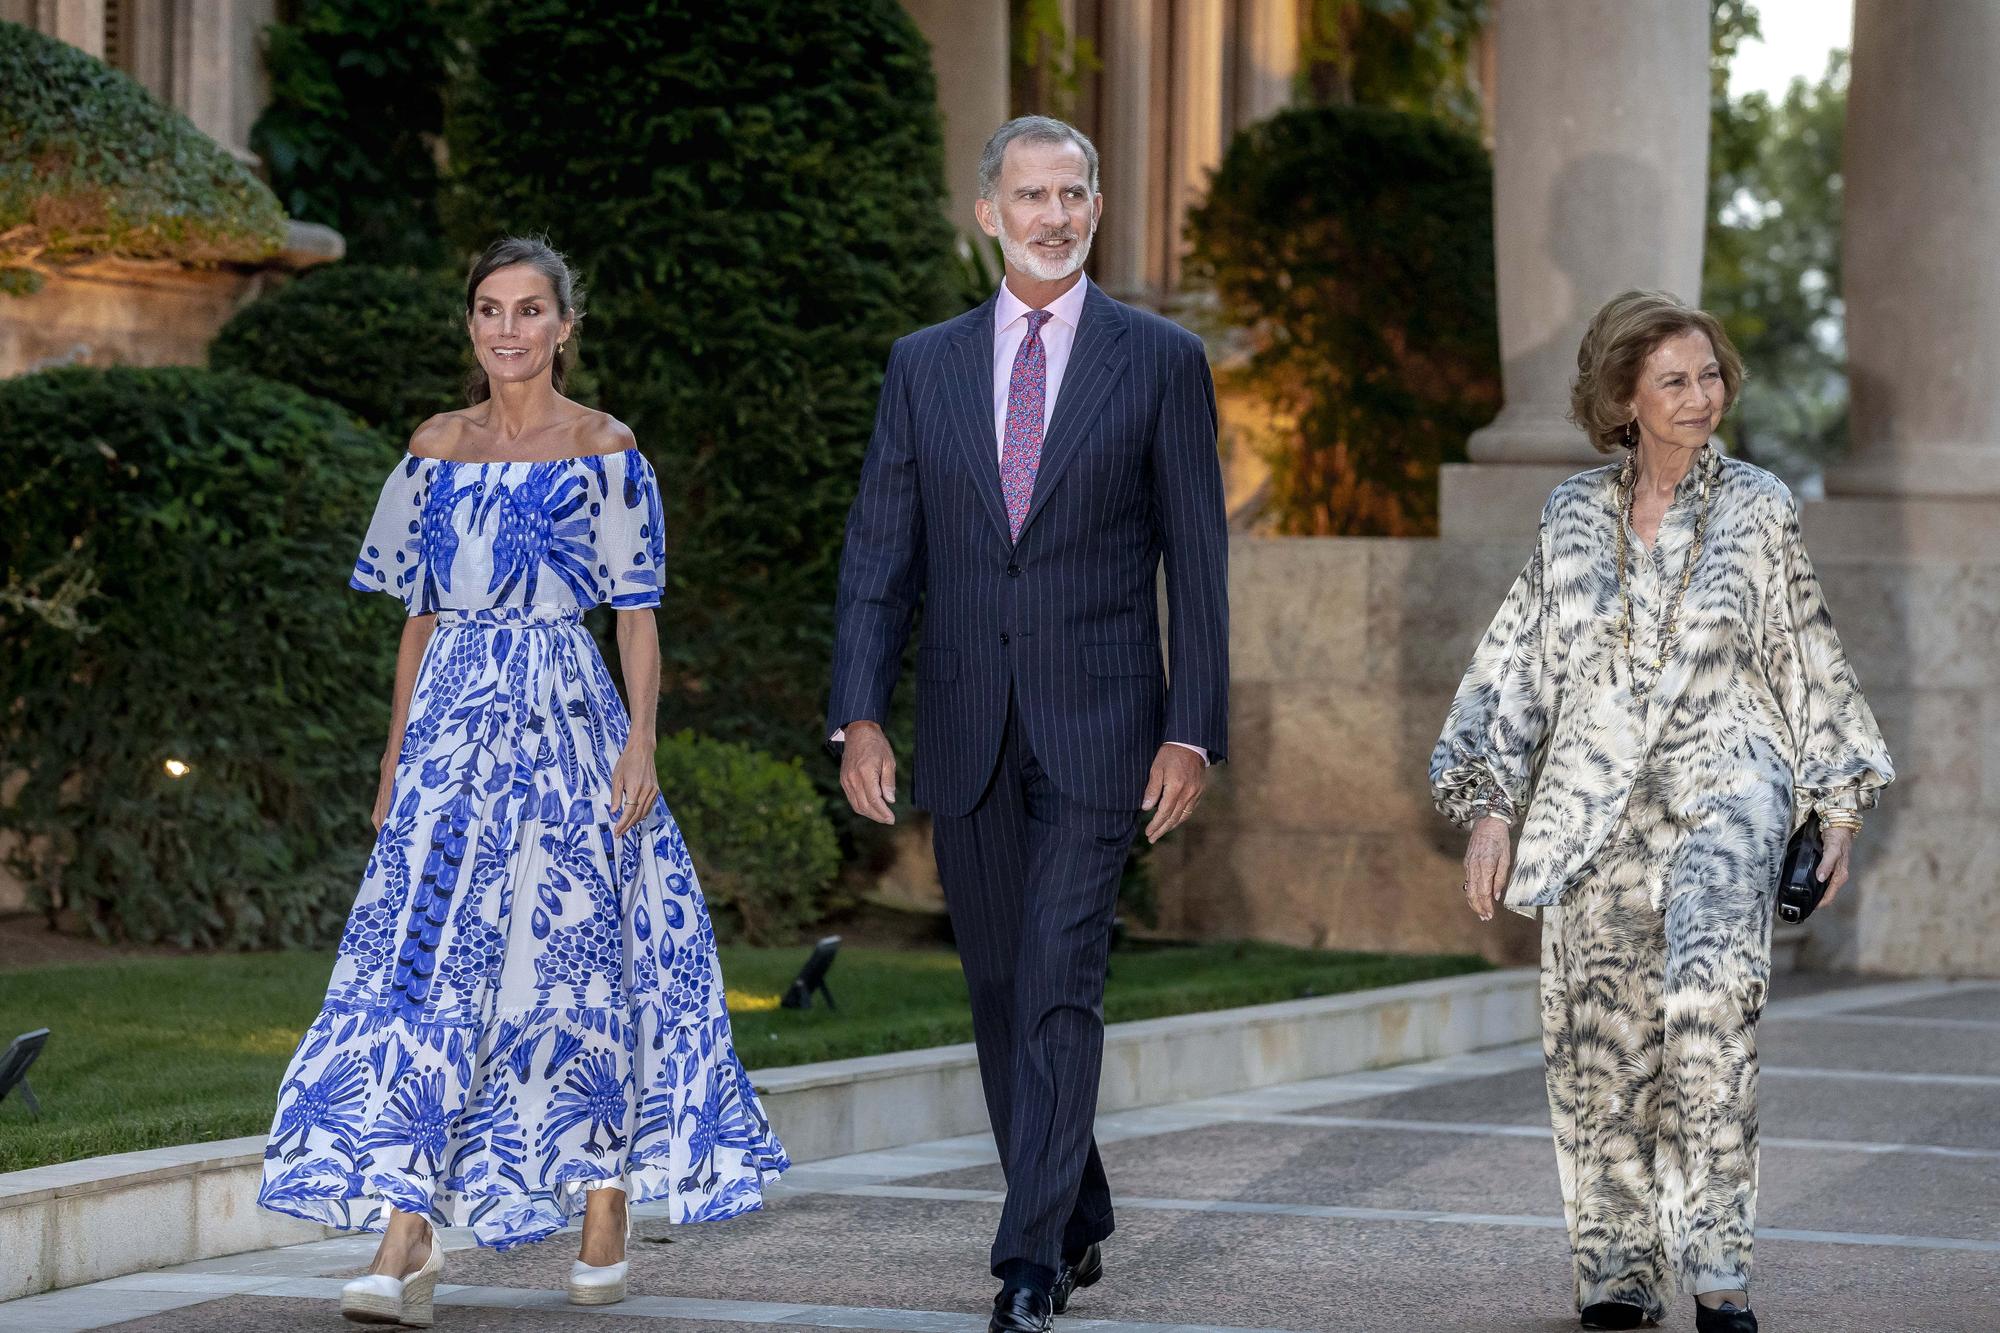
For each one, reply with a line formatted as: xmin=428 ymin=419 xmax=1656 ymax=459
xmin=0 ymin=942 xmax=1487 ymax=1172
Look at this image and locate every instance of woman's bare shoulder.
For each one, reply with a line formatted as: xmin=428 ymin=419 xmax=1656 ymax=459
xmin=407 ymin=409 xmax=479 ymax=459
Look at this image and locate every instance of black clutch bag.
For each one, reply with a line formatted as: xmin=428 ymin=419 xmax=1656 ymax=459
xmin=1777 ymin=815 xmax=1826 ymax=924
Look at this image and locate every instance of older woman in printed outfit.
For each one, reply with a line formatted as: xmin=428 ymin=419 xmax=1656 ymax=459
xmin=1430 ymin=290 xmax=1893 ymax=1333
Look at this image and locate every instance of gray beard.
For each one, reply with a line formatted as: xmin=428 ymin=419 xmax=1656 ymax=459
xmin=999 ymin=225 xmax=1095 ymax=283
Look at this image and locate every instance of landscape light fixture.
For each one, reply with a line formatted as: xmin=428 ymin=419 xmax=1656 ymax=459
xmin=781 ymin=936 xmax=842 ymax=1011
xmin=0 ymin=1028 xmax=51 ymax=1116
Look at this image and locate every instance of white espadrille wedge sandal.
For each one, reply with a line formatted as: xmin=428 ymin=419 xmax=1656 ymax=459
xmin=567 ymin=1204 xmax=632 ymax=1306
xmin=340 ymin=1225 xmax=442 ymax=1327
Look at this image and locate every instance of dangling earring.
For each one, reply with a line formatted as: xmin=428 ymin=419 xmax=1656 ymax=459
xmin=558 ymin=341 xmax=566 ymax=355
xmin=1624 ymin=420 xmax=1636 ymax=448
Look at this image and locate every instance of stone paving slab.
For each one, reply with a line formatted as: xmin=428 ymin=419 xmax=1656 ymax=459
xmin=8 ymin=975 xmax=2000 ymax=1333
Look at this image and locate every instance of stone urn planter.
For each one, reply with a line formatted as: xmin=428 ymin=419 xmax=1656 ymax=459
xmin=0 ymin=220 xmax=343 ymax=379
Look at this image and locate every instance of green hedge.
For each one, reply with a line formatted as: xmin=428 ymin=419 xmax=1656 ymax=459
xmin=209 ymin=264 xmax=468 ymax=435
xmin=1185 ymin=105 xmax=1499 ymax=536
xmin=0 ymin=368 xmax=398 ymax=948
xmin=0 ymin=22 xmax=285 ymax=289
xmin=441 ymin=0 xmax=957 ymax=776
xmin=250 ymin=0 xmax=452 ymax=267
xmin=654 ymin=731 xmax=841 ymax=945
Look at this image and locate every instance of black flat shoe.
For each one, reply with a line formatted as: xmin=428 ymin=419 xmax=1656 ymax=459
xmin=989 ymin=1283 xmax=1053 ymax=1333
xmin=1581 ymin=1302 xmax=1650 ymax=1329
xmin=1694 ymin=1302 xmax=1757 ymax=1333
xmin=1051 ymin=1243 xmax=1102 ymax=1315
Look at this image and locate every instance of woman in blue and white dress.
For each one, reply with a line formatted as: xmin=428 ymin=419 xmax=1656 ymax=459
xmin=259 ymin=237 xmax=787 ymax=1326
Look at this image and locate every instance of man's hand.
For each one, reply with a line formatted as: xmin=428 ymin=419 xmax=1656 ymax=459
xmin=839 ymin=721 xmax=898 ymax=824
xmin=1141 ymin=744 xmax=1207 ymax=843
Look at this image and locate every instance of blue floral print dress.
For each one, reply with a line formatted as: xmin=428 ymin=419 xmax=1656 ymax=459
xmin=258 ymin=447 xmax=788 ymax=1249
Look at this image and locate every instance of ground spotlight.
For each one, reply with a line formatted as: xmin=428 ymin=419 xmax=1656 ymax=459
xmin=780 ymin=936 xmax=841 ymax=1011
xmin=0 ymin=1028 xmax=50 ymax=1115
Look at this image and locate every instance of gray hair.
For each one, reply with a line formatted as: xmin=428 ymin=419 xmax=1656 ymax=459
xmin=977 ymin=116 xmax=1101 ymax=201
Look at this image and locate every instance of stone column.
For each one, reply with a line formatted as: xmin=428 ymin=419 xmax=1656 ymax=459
xmin=7 ymin=0 xmax=104 ymax=57
xmin=1465 ymin=0 xmax=1711 ymax=468
xmin=1166 ymin=0 xmax=1226 ymax=299
xmin=902 ymin=0 xmax=1013 ymax=241
xmin=1233 ymin=0 xmax=1298 ymax=129
xmin=1834 ymin=0 xmax=2000 ymax=499
xmin=1097 ymin=0 xmax=1161 ymax=299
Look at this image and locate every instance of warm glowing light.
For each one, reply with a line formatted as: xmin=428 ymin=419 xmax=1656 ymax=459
xmin=724 ymin=990 xmax=782 ymax=1013
xmin=163 ymin=759 xmax=190 ymax=778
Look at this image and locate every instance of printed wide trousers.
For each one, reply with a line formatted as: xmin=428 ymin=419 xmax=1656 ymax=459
xmin=1539 ymin=827 xmax=1775 ymax=1320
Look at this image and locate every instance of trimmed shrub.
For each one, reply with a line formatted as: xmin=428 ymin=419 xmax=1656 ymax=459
xmin=210 ymin=264 xmax=468 ymax=435
xmin=250 ymin=0 xmax=453 ymax=267
xmin=0 ymin=367 xmax=399 ymax=948
xmin=653 ymin=731 xmax=841 ymax=944
xmin=0 ymin=22 xmax=285 ymax=289
xmin=441 ymin=0 xmax=958 ymax=773
xmin=1185 ymin=105 xmax=1500 ymax=535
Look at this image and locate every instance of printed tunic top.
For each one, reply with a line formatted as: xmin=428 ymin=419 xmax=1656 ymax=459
xmin=351 ymin=448 xmax=666 ymax=614
xmin=1430 ymin=445 xmax=1894 ymax=915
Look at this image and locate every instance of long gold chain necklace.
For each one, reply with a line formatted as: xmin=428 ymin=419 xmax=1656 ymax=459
xmin=1614 ymin=454 xmax=1713 ymax=695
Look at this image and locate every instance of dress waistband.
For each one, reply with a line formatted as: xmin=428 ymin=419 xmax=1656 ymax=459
xmin=437 ymin=606 xmax=585 ymax=627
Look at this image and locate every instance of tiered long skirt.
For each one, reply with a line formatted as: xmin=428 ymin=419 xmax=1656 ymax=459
xmin=259 ymin=607 xmax=788 ymax=1249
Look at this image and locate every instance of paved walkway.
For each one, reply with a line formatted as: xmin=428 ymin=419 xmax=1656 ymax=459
xmin=4 ymin=973 xmax=1999 ymax=1332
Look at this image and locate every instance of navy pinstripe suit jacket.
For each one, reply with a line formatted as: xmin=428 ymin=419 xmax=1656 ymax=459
xmin=827 ymin=282 xmax=1229 ymax=817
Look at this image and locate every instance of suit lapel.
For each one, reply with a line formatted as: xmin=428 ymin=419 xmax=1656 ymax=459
xmin=1018 ymin=283 xmax=1131 ymax=541
xmin=945 ymin=298 xmax=1011 ymax=542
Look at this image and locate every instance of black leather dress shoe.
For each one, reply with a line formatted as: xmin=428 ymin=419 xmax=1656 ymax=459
xmin=989 ymin=1284 xmax=1053 ymax=1333
xmin=1050 ymin=1243 xmax=1103 ymax=1315
xmin=1694 ymin=1302 xmax=1757 ymax=1333
xmin=1581 ymin=1301 xmax=1650 ymax=1329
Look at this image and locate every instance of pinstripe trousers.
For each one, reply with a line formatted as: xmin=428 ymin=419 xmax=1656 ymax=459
xmin=931 ymin=694 xmax=1137 ymax=1276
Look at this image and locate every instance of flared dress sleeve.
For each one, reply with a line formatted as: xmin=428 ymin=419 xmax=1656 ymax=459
xmin=1762 ymin=500 xmax=1894 ymax=819
xmin=348 ymin=455 xmax=429 ymax=614
xmin=1429 ymin=515 xmax=1557 ymax=829
xmin=597 ymin=451 xmax=666 ymax=610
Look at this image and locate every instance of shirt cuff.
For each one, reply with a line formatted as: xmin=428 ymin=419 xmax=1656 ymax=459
xmin=1166 ymin=741 xmax=1209 ymax=766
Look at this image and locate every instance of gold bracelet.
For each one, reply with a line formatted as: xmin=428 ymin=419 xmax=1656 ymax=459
xmin=1820 ymin=812 xmax=1863 ymax=832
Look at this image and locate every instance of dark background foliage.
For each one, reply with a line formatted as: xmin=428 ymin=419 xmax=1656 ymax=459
xmin=0 ymin=368 xmax=400 ymax=948
xmin=439 ymin=0 xmax=957 ymax=812
xmin=209 ymin=264 xmax=470 ymax=436
xmin=0 ymin=21 xmax=285 ymax=289
xmin=248 ymin=0 xmax=455 ymax=268
xmin=1186 ymin=105 xmax=1499 ymax=535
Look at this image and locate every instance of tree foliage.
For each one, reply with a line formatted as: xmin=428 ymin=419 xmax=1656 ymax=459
xmin=440 ymin=0 xmax=958 ymax=772
xmin=0 ymin=21 xmax=284 ymax=289
xmin=1299 ymin=0 xmax=1490 ymax=132
xmin=1186 ymin=105 xmax=1499 ymax=535
xmin=1705 ymin=1 xmax=1849 ymax=476
xmin=249 ymin=0 xmax=454 ymax=267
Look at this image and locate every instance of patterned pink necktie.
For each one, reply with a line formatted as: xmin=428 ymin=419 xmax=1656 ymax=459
xmin=1000 ymin=309 xmax=1054 ymax=541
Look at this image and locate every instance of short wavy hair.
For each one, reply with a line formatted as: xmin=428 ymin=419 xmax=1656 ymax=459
xmin=1568 ymin=290 xmax=1744 ymax=453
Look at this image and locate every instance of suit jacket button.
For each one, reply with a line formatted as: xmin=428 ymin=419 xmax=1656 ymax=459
xmin=1006 ymin=563 xmax=1022 ymax=577
xmin=999 ymin=632 xmax=1011 ymax=645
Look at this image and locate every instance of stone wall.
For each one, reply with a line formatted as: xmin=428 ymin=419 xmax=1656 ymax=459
xmin=1151 ymin=536 xmax=1541 ymax=966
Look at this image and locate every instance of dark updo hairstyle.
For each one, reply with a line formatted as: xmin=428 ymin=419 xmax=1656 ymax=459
xmin=463 ymin=235 xmax=586 ymax=405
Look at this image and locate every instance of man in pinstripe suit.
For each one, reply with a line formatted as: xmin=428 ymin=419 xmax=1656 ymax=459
xmin=827 ymin=116 xmax=1229 ymax=1333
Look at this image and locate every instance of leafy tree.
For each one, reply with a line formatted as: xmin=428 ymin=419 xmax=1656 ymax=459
xmin=249 ymin=0 xmax=454 ymax=267
xmin=1186 ymin=105 xmax=1499 ymax=535
xmin=1299 ymin=0 xmax=1490 ymax=133
xmin=1704 ymin=1 xmax=1849 ymax=477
